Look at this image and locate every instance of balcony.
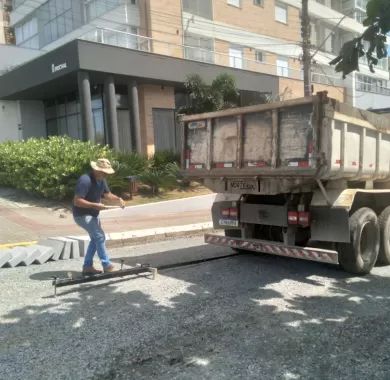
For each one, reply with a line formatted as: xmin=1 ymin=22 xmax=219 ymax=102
xmin=82 ymin=28 xmax=151 ymax=52
xmin=359 ymin=56 xmax=389 ymax=72
xmin=80 ymin=27 xmax=347 ymax=88
xmin=356 ymin=75 xmax=390 ymax=95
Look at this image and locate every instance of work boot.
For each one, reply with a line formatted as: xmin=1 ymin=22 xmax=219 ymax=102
xmin=82 ymin=266 xmax=102 ymax=275
xmin=104 ymin=264 xmax=116 ymax=273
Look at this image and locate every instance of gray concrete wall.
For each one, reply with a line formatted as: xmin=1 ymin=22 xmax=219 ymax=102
xmin=0 ymin=101 xmax=21 ymax=142
xmin=19 ymin=101 xmax=46 ymax=139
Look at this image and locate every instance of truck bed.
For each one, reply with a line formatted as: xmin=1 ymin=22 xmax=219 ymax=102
xmin=181 ymin=93 xmax=390 ymax=193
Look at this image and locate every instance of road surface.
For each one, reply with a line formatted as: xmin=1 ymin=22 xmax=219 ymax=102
xmin=1 ymin=235 xmax=390 ymax=379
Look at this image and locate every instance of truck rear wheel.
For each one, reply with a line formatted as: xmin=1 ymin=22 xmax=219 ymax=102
xmin=337 ymin=208 xmax=379 ymax=275
xmin=377 ymin=206 xmax=390 ymax=265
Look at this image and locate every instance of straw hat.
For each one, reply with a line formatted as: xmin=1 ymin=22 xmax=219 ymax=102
xmin=90 ymin=158 xmax=115 ymax=174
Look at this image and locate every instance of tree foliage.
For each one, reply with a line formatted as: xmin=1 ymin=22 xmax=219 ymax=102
xmin=330 ymin=0 xmax=390 ymax=78
xmin=180 ymin=73 xmax=240 ymax=114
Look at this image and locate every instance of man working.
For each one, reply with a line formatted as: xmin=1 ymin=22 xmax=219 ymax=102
xmin=73 ymin=158 xmax=125 ymax=275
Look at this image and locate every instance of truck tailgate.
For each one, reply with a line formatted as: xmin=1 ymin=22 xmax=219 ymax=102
xmin=183 ymin=100 xmax=317 ymax=173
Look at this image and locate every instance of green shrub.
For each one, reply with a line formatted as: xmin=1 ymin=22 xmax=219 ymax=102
xmin=108 ymin=151 xmax=148 ymax=193
xmin=0 ymin=136 xmax=111 ymax=200
xmin=138 ymin=161 xmax=180 ymax=195
xmin=150 ymin=150 xmax=180 ymax=170
xmin=0 ymin=139 xmax=185 ymax=200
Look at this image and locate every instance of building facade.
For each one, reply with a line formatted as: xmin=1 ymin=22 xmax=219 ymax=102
xmin=0 ymin=0 xmax=388 ymax=151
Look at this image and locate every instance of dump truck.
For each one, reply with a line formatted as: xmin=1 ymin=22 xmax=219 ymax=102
xmin=180 ymin=92 xmax=390 ymax=274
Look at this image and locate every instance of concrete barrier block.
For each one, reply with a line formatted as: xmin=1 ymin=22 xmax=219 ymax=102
xmin=33 ymin=245 xmax=54 ymax=264
xmin=78 ymin=238 xmax=89 ymax=257
xmin=6 ymin=247 xmax=28 ymax=268
xmin=38 ymin=239 xmax=65 ymax=261
xmin=62 ymin=240 xmax=72 ymax=260
xmin=19 ymin=246 xmax=41 ymax=266
xmin=66 ymin=236 xmax=88 ymax=258
xmin=0 ymin=250 xmax=12 ymax=268
xmin=49 ymin=237 xmax=74 ymax=260
xmin=70 ymin=240 xmax=80 ymax=259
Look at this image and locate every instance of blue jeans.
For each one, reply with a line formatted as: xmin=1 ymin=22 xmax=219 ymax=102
xmin=73 ymin=215 xmax=111 ymax=268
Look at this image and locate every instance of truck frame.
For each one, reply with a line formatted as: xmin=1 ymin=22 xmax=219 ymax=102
xmin=180 ymin=92 xmax=390 ymax=274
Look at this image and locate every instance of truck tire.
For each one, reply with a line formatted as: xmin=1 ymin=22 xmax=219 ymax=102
xmin=337 ymin=207 xmax=379 ymax=275
xmin=377 ymin=206 xmax=390 ymax=265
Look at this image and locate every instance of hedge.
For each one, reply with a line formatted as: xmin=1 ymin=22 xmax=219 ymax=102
xmin=0 ymin=136 xmax=182 ymax=200
xmin=0 ymin=136 xmax=113 ymax=200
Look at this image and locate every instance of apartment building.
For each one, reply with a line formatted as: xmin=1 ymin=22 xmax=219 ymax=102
xmin=0 ymin=0 xmax=388 ymax=151
xmin=178 ymin=0 xmax=389 ymax=108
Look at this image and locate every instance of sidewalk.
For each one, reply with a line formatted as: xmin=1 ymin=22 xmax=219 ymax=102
xmin=0 ymin=187 xmax=215 ymax=247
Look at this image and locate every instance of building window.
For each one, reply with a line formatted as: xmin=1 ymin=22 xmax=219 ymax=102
xmin=182 ymin=0 xmax=213 ymax=19
xmin=86 ymin=0 xmax=121 ymax=21
xmin=356 ymin=0 xmax=368 ymax=10
xmin=276 ymin=57 xmax=289 ymax=77
xmin=101 ymin=26 xmax=139 ymax=49
xmin=275 ymin=3 xmax=287 ymax=23
xmin=255 ymin=50 xmax=264 ymax=62
xmin=184 ymin=33 xmax=214 ymax=63
xmin=44 ymin=94 xmax=84 ymax=140
xmin=354 ymin=9 xmax=366 ymax=23
xmin=229 ymin=46 xmax=243 ymax=68
xmin=356 ymin=74 xmax=390 ymax=95
xmin=13 ymin=0 xmax=26 ymax=9
xmin=41 ymin=0 xmax=74 ymax=46
xmin=227 ymin=0 xmax=240 ymax=7
xmin=15 ymin=17 xmax=38 ymax=47
xmin=253 ymin=0 xmax=264 ymax=6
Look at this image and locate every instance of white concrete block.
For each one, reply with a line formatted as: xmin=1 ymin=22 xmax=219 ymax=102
xmin=6 ymin=247 xmax=28 ymax=268
xmin=38 ymin=239 xmax=64 ymax=261
xmin=19 ymin=246 xmax=41 ymax=266
xmin=0 ymin=250 xmax=12 ymax=268
xmin=33 ymin=245 xmax=54 ymax=264
xmin=66 ymin=236 xmax=89 ymax=258
xmin=70 ymin=240 xmax=80 ymax=259
xmin=49 ymin=237 xmax=73 ymax=260
xmin=78 ymin=238 xmax=89 ymax=257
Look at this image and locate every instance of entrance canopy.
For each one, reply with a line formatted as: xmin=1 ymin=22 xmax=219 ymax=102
xmin=0 ymin=40 xmax=278 ymax=101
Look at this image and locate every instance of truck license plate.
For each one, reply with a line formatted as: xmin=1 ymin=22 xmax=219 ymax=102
xmin=219 ymin=219 xmax=239 ymax=227
xmin=228 ymin=179 xmax=258 ymax=192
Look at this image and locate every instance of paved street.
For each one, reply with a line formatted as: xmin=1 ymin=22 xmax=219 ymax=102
xmin=1 ymin=235 xmax=390 ymax=380
xmin=0 ymin=187 xmax=215 ymax=244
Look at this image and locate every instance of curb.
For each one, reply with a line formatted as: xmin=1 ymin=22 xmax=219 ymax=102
xmin=0 ymin=241 xmax=38 ymax=249
xmin=0 ymin=222 xmax=213 ymax=268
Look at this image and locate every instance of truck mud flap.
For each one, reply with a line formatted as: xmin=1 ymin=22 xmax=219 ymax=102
xmin=205 ymin=234 xmax=339 ymax=265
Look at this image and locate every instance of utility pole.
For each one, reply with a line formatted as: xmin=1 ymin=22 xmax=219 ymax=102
xmin=301 ymin=0 xmax=311 ymax=97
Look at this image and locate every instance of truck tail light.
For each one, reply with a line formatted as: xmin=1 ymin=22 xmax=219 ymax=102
xmin=229 ymin=208 xmax=238 ymax=219
xmin=288 ymin=211 xmax=298 ymax=225
xmin=221 ymin=207 xmax=238 ymax=219
xmin=221 ymin=208 xmax=230 ymax=217
xmin=298 ymin=211 xmax=310 ymax=227
xmin=288 ymin=211 xmax=310 ymax=227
